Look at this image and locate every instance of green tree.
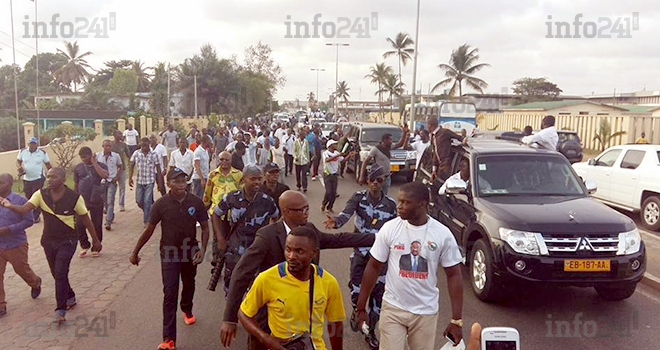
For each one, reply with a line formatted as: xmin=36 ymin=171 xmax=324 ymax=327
xmin=593 ymin=119 xmax=626 ymax=151
xmin=431 ymin=44 xmax=490 ymax=98
xmin=0 ymin=117 xmax=23 ymax=152
xmin=307 ymin=91 xmax=316 ymax=109
xmin=336 ymin=81 xmax=350 ymax=116
xmin=43 ymin=123 xmax=96 ymax=169
xmin=54 ymin=41 xmax=93 ymax=92
xmin=512 ymin=77 xmax=563 ymax=103
xmin=365 ymin=62 xmax=394 ymax=118
xmin=107 ymin=68 xmax=138 ymax=95
xmin=243 ymin=41 xmax=286 ymax=91
xmin=132 ymin=60 xmax=152 ymax=92
xmin=383 ymin=32 xmax=414 ymax=87
xmin=378 ymin=73 xmax=405 ymax=121
xmin=149 ymin=62 xmax=169 ymax=116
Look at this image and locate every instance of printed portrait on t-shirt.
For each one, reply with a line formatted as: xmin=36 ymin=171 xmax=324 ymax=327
xmin=398 ymin=240 xmax=429 ymax=279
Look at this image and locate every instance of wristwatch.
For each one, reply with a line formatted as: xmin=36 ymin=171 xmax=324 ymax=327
xmin=450 ymin=319 xmax=464 ymax=327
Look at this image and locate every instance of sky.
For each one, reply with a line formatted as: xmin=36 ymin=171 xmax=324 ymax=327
xmin=1 ymin=0 xmax=659 ymax=104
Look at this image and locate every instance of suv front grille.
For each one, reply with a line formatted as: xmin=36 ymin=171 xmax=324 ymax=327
xmin=540 ymin=233 xmax=619 ymax=256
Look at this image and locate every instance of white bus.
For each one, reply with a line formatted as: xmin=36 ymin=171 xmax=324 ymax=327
xmin=403 ymin=101 xmax=477 ymax=134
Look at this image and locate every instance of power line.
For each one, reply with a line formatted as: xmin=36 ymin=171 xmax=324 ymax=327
xmin=0 ymin=30 xmax=36 ymax=50
xmin=0 ymin=39 xmax=31 ymax=58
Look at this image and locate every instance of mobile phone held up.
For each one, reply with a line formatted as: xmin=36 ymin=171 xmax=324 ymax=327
xmin=481 ymin=327 xmax=520 ymax=350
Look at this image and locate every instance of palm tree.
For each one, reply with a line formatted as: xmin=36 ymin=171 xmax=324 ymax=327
xmin=431 ymin=44 xmax=490 ymax=99
xmin=382 ymin=32 xmax=414 ymax=87
xmin=307 ymin=91 xmax=316 ymax=109
xmin=593 ymin=119 xmax=626 ymax=151
xmin=378 ymin=73 xmax=405 ymax=122
xmin=54 ymin=41 xmax=93 ymax=92
xmin=132 ymin=60 xmax=153 ymax=92
xmin=336 ymin=81 xmax=350 ymax=116
xmin=365 ymin=63 xmax=394 ymax=119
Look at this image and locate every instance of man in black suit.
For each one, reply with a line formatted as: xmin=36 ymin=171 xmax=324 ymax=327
xmin=399 ymin=240 xmax=429 ymax=272
xmin=220 ymin=190 xmax=375 ymax=349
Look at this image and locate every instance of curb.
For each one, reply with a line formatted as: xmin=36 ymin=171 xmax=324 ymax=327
xmin=641 ymin=272 xmax=660 ymax=292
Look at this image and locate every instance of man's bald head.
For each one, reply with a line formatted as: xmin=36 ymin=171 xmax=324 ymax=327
xmin=279 ymin=190 xmax=309 ymax=227
xmin=279 ymin=190 xmax=307 ymax=209
xmin=0 ymin=173 xmax=13 ymax=183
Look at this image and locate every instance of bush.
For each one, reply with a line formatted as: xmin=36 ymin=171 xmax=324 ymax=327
xmin=44 ymin=124 xmax=97 ymax=170
xmin=0 ymin=116 xmax=24 ymax=152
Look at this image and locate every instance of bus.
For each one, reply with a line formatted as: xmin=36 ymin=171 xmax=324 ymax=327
xmin=403 ymin=101 xmax=477 ymax=134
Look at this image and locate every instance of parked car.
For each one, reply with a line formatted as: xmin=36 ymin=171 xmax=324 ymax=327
xmin=573 ymin=144 xmax=660 ymax=230
xmin=418 ymin=135 xmax=646 ymax=302
xmin=499 ymin=130 xmax=583 ymax=163
xmin=344 ymin=122 xmax=416 ymax=182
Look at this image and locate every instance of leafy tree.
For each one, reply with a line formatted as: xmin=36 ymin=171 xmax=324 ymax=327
xmin=243 ymin=41 xmax=286 ymax=91
xmin=43 ymin=123 xmax=96 ymax=169
xmin=383 ymin=32 xmax=414 ymax=87
xmin=378 ymin=73 xmax=405 ymax=121
xmin=365 ymin=63 xmax=394 ymax=118
xmin=336 ymin=81 xmax=350 ymax=116
xmin=0 ymin=116 xmax=23 ymax=152
xmin=107 ymin=68 xmax=138 ymax=95
xmin=307 ymin=92 xmax=316 ymax=109
xmin=593 ymin=119 xmax=626 ymax=151
xmin=149 ymin=62 xmax=169 ymax=116
xmin=432 ymin=44 xmax=490 ymax=98
xmin=54 ymin=41 xmax=93 ymax=92
xmin=512 ymin=77 xmax=563 ymax=103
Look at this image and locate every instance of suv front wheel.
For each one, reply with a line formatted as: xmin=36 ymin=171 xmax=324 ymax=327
xmin=594 ymin=282 xmax=637 ymax=301
xmin=641 ymin=196 xmax=660 ymax=231
xmin=470 ymin=239 xmax=502 ymax=302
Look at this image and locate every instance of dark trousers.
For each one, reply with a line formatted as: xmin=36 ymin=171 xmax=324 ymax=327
xmin=128 ymin=145 xmax=139 ymax=157
xmin=23 ymin=177 xmax=45 ymax=220
xmin=161 ymin=248 xmax=198 ymax=342
xmin=350 ymin=251 xmax=386 ymax=332
xmin=76 ymin=206 xmax=103 ymax=250
xmin=323 ymin=174 xmax=339 ymax=210
xmin=285 ymin=154 xmax=294 ymax=175
xmin=311 ymin=151 xmax=322 ymax=177
xmin=295 ymin=163 xmax=309 ymax=190
xmin=43 ymin=239 xmax=77 ymax=312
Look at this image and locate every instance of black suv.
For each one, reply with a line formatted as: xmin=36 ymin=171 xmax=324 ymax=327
xmin=417 ymin=135 xmax=646 ymax=302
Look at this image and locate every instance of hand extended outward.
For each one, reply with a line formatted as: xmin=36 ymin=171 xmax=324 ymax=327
xmin=322 ymin=214 xmax=337 ymax=229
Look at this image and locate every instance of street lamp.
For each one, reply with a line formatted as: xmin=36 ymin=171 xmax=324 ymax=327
xmin=326 ymin=43 xmax=349 ymax=114
xmin=409 ymin=0 xmax=421 ymax=131
xmin=310 ymin=68 xmax=325 ymax=104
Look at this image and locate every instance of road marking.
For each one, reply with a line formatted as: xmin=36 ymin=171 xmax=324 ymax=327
xmin=641 ymin=230 xmax=660 ymax=243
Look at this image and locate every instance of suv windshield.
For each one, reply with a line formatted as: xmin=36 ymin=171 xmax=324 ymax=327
xmin=321 ymin=123 xmax=335 ymax=131
xmin=361 ymin=128 xmax=403 ymax=144
xmin=476 ymin=155 xmax=585 ymax=196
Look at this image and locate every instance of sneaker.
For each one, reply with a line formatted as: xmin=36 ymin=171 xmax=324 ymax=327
xmin=349 ymin=309 xmax=360 ymax=332
xmin=321 ymin=204 xmax=326 ymax=213
xmin=66 ymin=297 xmax=77 ymax=310
xmin=91 ymin=251 xmax=101 ymax=258
xmin=31 ymin=280 xmax=41 ymax=299
xmin=183 ymin=311 xmax=195 ymax=325
xmin=53 ymin=310 xmax=66 ymax=324
xmin=78 ymin=249 xmax=89 ymax=258
xmin=120 ymin=206 xmax=126 ymax=212
xmin=105 ymin=224 xmax=112 ymax=231
xmin=303 ymin=189 xmax=307 ymax=193
xmin=365 ymin=332 xmax=379 ymax=350
xmin=0 ymin=306 xmax=6 ymax=318
xmin=297 ymin=186 xmax=302 ymax=191
xmin=311 ymin=176 xmax=317 ymax=181
xmin=157 ymin=340 xmax=176 ymax=350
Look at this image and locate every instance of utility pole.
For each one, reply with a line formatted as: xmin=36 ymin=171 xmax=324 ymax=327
xmin=310 ymin=68 xmax=325 ymax=105
xmin=10 ymin=0 xmax=20 ymax=149
xmin=409 ymin=0 xmax=422 ymax=131
xmin=34 ymin=0 xmax=40 ymax=138
xmin=193 ymin=75 xmax=198 ymax=116
xmin=326 ymin=43 xmax=349 ymax=114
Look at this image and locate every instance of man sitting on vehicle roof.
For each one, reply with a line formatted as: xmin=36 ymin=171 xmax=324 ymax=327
xmin=522 ymin=115 xmax=558 ymax=150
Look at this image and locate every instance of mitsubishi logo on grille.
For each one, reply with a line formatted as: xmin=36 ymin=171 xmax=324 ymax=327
xmin=577 ymin=237 xmax=593 ymax=251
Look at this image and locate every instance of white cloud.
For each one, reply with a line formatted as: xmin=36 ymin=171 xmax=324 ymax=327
xmin=1 ymin=0 xmax=658 ymax=105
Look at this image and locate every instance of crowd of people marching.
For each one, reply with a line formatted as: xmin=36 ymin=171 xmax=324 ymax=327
xmin=0 ymin=113 xmax=562 ymax=350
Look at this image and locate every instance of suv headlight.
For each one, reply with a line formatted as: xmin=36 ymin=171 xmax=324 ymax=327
xmin=406 ymin=151 xmax=417 ymax=160
xmin=617 ymin=229 xmax=642 ymax=255
xmin=499 ymin=228 xmax=541 ymax=255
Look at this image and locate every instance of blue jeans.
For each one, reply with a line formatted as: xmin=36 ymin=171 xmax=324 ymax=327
xmin=135 ymin=183 xmax=154 ymax=224
xmin=42 ymin=239 xmax=76 ymax=312
xmin=192 ymin=179 xmax=205 ymax=198
xmin=106 ymin=182 xmax=118 ymax=226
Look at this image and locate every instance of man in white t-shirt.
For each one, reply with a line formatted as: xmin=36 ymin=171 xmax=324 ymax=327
xmin=355 ymin=182 xmax=464 ymax=350
xmin=123 ymin=124 xmax=140 ymax=156
xmin=410 ymin=129 xmax=430 ymax=182
xmin=150 ymin=133 xmax=168 ymax=175
xmin=169 ymin=138 xmax=194 ymax=188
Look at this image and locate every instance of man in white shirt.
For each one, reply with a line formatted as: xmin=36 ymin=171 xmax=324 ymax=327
xmin=270 ymin=138 xmax=286 ymax=183
xmin=521 ymin=115 xmax=559 ymax=151
xmin=410 ymin=129 xmax=430 ymax=182
xmin=96 ymin=140 xmax=124 ymax=231
xmin=355 ymin=182 xmax=464 ymax=350
xmin=283 ymin=128 xmax=295 ymax=176
xmin=150 ymin=133 xmax=168 ymax=175
xmin=438 ymin=158 xmax=492 ymax=195
xmin=321 ymin=140 xmax=345 ymax=213
xmin=243 ymin=133 xmax=258 ymax=167
xmin=191 ymin=136 xmax=212 ymax=198
xmin=123 ymin=124 xmax=140 ymax=156
xmin=170 ymin=139 xmax=194 ymax=189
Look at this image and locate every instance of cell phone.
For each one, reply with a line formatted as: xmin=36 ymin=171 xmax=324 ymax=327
xmin=445 ymin=333 xmax=458 ymax=346
xmin=481 ymin=327 xmax=520 ymax=350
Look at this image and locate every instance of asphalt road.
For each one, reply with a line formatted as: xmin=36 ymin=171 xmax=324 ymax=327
xmin=71 ymin=172 xmax=660 ymax=350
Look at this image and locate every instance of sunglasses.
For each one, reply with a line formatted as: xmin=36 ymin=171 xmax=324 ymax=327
xmin=369 ymin=176 xmax=385 ymax=183
xmin=287 ymin=205 xmax=309 ymax=213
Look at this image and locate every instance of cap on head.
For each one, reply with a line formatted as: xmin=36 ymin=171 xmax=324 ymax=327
xmin=167 ymin=167 xmax=188 ymax=181
xmin=29 ymin=136 xmax=38 ymax=144
xmin=326 ymin=140 xmax=338 ymax=148
xmin=263 ymin=162 xmax=280 ymax=173
xmin=242 ymin=165 xmax=262 ymax=178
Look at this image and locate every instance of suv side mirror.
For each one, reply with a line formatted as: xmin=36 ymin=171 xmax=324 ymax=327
xmin=446 ymin=177 xmax=468 ymax=194
xmin=584 ymin=179 xmax=597 ymax=194
xmin=587 ymin=158 xmax=596 ymax=166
